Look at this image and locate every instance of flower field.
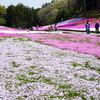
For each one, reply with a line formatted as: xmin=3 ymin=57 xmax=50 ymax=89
xmin=0 ymin=17 xmax=100 ymax=100
xmin=0 ymin=36 xmax=100 ymax=100
xmin=23 ymin=33 xmax=100 ymax=58
xmin=39 ymin=18 xmax=100 ymax=31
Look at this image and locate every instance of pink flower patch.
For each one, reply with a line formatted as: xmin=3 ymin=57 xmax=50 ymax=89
xmin=22 ymin=33 xmax=100 ymax=58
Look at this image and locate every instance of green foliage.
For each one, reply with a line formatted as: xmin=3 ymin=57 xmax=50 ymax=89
xmin=43 ymin=78 xmax=51 ymax=83
xmin=89 ymin=77 xmax=95 ymax=81
xmin=97 ymin=68 xmax=100 ymax=74
xmin=6 ymin=5 xmax=16 ymax=27
xmin=49 ymin=90 xmax=87 ymax=99
xmin=5 ymin=81 xmax=12 ymax=90
xmin=49 ymin=95 xmax=64 ymax=99
xmin=59 ymin=84 xmax=72 ymax=89
xmin=6 ymin=3 xmax=40 ymax=28
xmin=11 ymin=61 xmax=20 ymax=67
xmin=23 ymin=95 xmax=28 ymax=98
xmin=80 ymin=75 xmax=87 ymax=79
xmin=47 ymin=82 xmax=57 ymax=86
xmin=0 ymin=5 xmax=6 ymax=16
xmin=38 ymin=0 xmax=79 ymax=24
xmin=0 ymin=18 xmax=6 ymax=25
xmin=38 ymin=0 xmax=100 ymax=25
xmin=49 ymin=17 xmax=55 ymax=24
xmin=9 ymin=70 xmax=15 ymax=73
xmin=50 ymin=95 xmax=56 ymax=99
xmin=87 ymin=13 xmax=100 ymax=18
xmin=0 ymin=38 xmax=3 ymax=41
xmin=16 ymin=74 xmax=36 ymax=84
xmin=55 ymin=9 xmax=71 ymax=22
xmin=28 ymin=72 xmax=35 ymax=75
xmin=16 ymin=96 xmax=23 ymax=100
xmin=17 ymin=83 xmax=23 ymax=86
xmin=81 ymin=95 xmax=87 ymax=100
xmin=72 ymin=62 xmax=81 ymax=67
xmin=74 ymin=74 xmax=78 ymax=77
xmin=17 ymin=37 xmax=31 ymax=41
xmin=84 ymin=61 xmax=91 ymax=68
xmin=67 ymin=91 xmax=81 ymax=97
xmin=38 ymin=2 xmax=59 ymax=25
xmin=30 ymin=66 xmax=37 ymax=69
xmin=90 ymin=96 xmax=95 ymax=100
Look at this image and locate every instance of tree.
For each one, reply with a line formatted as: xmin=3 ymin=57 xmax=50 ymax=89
xmin=68 ymin=0 xmax=71 ymax=16
xmin=97 ymin=0 xmax=100 ymax=11
xmin=6 ymin=3 xmax=40 ymax=28
xmin=0 ymin=5 xmax=6 ymax=16
xmin=41 ymin=3 xmax=50 ymax=8
xmin=83 ymin=0 xmax=86 ymax=16
xmin=38 ymin=1 xmax=59 ymax=25
xmin=6 ymin=5 xmax=16 ymax=27
xmin=55 ymin=9 xmax=70 ymax=23
xmin=92 ymin=0 xmax=94 ymax=10
xmin=38 ymin=0 xmax=84 ymax=25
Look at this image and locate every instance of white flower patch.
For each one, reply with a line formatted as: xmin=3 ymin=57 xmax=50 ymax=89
xmin=0 ymin=37 xmax=100 ymax=100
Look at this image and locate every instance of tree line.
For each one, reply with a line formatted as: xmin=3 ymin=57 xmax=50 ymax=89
xmin=6 ymin=4 xmax=40 ymax=28
xmin=0 ymin=3 xmax=40 ymax=28
xmin=38 ymin=0 xmax=100 ymax=25
xmin=0 ymin=0 xmax=100 ymax=28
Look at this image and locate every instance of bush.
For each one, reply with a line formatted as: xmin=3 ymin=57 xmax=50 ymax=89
xmin=0 ymin=18 xmax=6 ymax=25
xmin=87 ymin=13 xmax=100 ymax=18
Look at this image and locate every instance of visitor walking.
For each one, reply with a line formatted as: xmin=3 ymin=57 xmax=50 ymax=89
xmin=30 ymin=26 xmax=34 ymax=31
xmin=85 ymin=20 xmax=90 ymax=34
xmin=54 ymin=23 xmax=57 ymax=31
xmin=50 ymin=25 xmax=53 ymax=30
xmin=36 ymin=25 xmax=38 ymax=30
xmin=95 ymin=21 xmax=99 ymax=33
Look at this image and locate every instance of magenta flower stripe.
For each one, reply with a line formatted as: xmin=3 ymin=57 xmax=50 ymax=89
xmin=0 ymin=33 xmax=22 ymax=37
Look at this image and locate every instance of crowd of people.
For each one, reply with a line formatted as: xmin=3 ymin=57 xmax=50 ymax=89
xmin=48 ymin=23 xmax=58 ymax=31
xmin=29 ymin=20 xmax=100 ymax=34
xmin=29 ymin=24 xmax=58 ymax=31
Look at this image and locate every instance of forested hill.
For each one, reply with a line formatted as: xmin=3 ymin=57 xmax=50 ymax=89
xmin=0 ymin=0 xmax=100 ymax=28
xmin=38 ymin=0 xmax=100 ymax=25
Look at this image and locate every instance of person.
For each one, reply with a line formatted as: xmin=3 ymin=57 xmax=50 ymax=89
xmin=54 ymin=23 xmax=57 ymax=31
xmin=30 ymin=26 xmax=34 ymax=31
xmin=50 ymin=25 xmax=53 ymax=30
xmin=48 ymin=25 xmax=50 ymax=30
xmin=95 ymin=21 xmax=99 ymax=33
xmin=85 ymin=20 xmax=90 ymax=34
xmin=36 ymin=25 xmax=38 ymax=30
xmin=61 ymin=18 xmax=63 ymax=22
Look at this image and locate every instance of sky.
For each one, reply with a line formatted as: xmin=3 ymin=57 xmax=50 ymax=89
xmin=0 ymin=0 xmax=52 ymax=9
